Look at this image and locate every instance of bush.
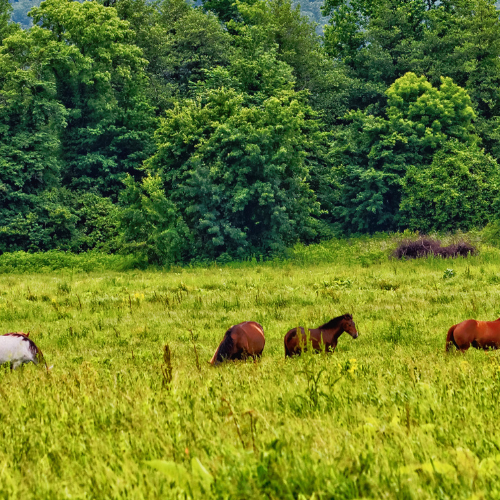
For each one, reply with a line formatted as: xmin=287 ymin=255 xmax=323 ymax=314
xmin=118 ymin=175 xmax=192 ymax=265
xmin=399 ymin=142 xmax=500 ymax=233
xmin=393 ymin=237 xmax=476 ymax=259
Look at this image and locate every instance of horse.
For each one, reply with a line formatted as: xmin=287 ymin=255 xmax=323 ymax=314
xmin=210 ymin=321 xmax=265 ymax=365
xmin=445 ymin=318 xmax=500 ymax=352
xmin=0 ymin=332 xmax=49 ymax=370
xmin=284 ymin=313 xmax=358 ymax=357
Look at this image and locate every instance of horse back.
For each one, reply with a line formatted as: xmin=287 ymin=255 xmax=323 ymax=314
xmin=481 ymin=320 xmax=500 ymax=347
xmin=452 ymin=319 xmax=500 ymax=350
xmin=284 ymin=327 xmax=324 ymax=356
xmin=233 ymin=321 xmax=265 ymax=354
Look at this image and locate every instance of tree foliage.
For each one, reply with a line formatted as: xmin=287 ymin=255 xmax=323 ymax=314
xmin=119 ymin=175 xmax=191 ymax=264
xmin=2 ymin=0 xmax=500 ymax=261
xmin=0 ymin=27 xmax=68 ymax=252
xmin=30 ymin=0 xmax=156 ymax=197
xmin=331 ymin=72 xmax=481 ymax=234
xmin=145 ymin=84 xmax=321 ymax=258
xmin=399 ymin=142 xmax=500 ymax=232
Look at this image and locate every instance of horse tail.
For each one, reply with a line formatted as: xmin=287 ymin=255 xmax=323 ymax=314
xmin=284 ymin=339 xmax=291 ymax=358
xmin=445 ymin=325 xmax=457 ymax=352
xmin=213 ymin=327 xmax=235 ymax=364
xmin=284 ymin=329 xmax=296 ymax=358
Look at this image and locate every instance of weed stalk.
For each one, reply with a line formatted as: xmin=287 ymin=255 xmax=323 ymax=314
xmin=161 ymin=344 xmax=173 ymax=390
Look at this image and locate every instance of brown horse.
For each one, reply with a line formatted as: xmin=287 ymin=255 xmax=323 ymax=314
xmin=210 ymin=321 xmax=265 ymax=365
xmin=446 ymin=318 xmax=500 ymax=352
xmin=284 ymin=313 xmax=358 ymax=357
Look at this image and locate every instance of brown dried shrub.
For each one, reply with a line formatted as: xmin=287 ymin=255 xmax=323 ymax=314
xmin=393 ymin=238 xmax=476 ymax=260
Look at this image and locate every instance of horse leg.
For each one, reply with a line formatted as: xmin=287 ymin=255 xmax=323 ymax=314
xmin=236 ymin=337 xmax=251 ymax=361
xmin=251 ymin=352 xmax=262 ymax=364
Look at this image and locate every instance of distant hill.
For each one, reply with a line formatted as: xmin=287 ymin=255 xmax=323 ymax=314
xmin=10 ymin=0 xmax=39 ymax=27
xmin=295 ymin=0 xmax=328 ymax=31
xmin=8 ymin=0 xmax=500 ymax=32
xmin=9 ymin=0 xmax=328 ymax=30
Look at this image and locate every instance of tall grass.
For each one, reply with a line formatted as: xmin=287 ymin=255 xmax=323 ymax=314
xmin=1 ymin=236 xmax=500 ymax=498
xmin=0 ymin=250 xmax=139 ymax=274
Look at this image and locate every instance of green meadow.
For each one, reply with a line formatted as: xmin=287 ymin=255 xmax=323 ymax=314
xmin=1 ymin=236 xmax=500 ymax=499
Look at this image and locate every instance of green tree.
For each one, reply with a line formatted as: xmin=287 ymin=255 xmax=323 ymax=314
xmin=234 ymin=0 xmax=323 ymax=90
xmin=65 ymin=190 xmax=121 ymax=253
xmin=0 ymin=27 xmax=70 ymax=252
xmin=229 ymin=0 xmax=354 ymax=130
xmin=415 ymin=0 xmax=500 ymax=157
xmin=159 ymin=5 xmax=232 ymax=96
xmin=29 ymin=0 xmax=156 ymax=198
xmin=383 ymin=73 xmax=477 ymax=163
xmin=0 ymin=190 xmax=77 ymax=253
xmin=399 ymin=142 xmax=500 ymax=232
xmin=322 ymin=0 xmax=500 ymax=156
xmin=145 ymin=83 xmax=321 ymax=258
xmin=119 ymin=174 xmax=191 ymax=264
xmin=322 ymin=0 xmax=431 ymax=81
xmin=106 ymin=0 xmax=233 ymax=112
xmin=0 ymin=0 xmax=19 ymax=42
xmin=202 ymin=0 xmax=254 ymax=22
xmin=331 ymin=72 xmax=478 ymax=233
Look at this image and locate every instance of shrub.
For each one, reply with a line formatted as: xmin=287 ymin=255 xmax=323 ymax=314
xmin=393 ymin=237 xmax=476 ymax=259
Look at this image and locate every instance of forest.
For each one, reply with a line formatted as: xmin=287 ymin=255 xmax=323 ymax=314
xmin=2 ymin=0 xmax=500 ymax=264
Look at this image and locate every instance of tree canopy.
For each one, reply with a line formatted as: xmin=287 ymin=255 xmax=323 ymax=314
xmin=2 ymin=0 xmax=500 ymax=262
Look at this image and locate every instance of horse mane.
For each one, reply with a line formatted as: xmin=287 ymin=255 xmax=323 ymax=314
xmin=318 ymin=314 xmax=352 ymax=330
xmin=214 ymin=326 xmax=235 ymax=363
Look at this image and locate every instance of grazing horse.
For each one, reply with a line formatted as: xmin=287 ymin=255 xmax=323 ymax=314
xmin=284 ymin=314 xmax=358 ymax=357
xmin=210 ymin=321 xmax=265 ymax=366
xmin=0 ymin=332 xmax=49 ymax=370
xmin=445 ymin=318 xmax=500 ymax=352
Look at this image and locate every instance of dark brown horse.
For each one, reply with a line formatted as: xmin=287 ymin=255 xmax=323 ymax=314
xmin=446 ymin=318 xmax=500 ymax=352
xmin=210 ymin=321 xmax=265 ymax=365
xmin=284 ymin=314 xmax=358 ymax=357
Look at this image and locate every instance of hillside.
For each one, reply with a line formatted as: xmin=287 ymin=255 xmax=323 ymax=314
xmin=9 ymin=0 xmax=328 ymax=29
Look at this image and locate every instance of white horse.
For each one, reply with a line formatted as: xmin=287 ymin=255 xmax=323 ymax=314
xmin=0 ymin=333 xmax=49 ymax=370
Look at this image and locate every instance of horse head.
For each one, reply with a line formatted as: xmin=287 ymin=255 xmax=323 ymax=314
xmin=342 ymin=314 xmax=358 ymax=339
xmin=209 ymin=326 xmax=235 ymax=365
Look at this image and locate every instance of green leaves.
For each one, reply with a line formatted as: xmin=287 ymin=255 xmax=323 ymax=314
xmin=331 ymin=72 xmax=483 ymax=233
xmin=146 ymin=82 xmax=321 ymax=259
xmin=4 ymin=0 xmax=500 ymax=256
xmin=118 ymin=174 xmax=191 ymax=264
xmin=145 ymin=457 xmax=214 ymax=496
xmin=386 ymin=73 xmax=476 ymax=150
xmin=28 ymin=0 xmax=155 ymax=198
xmin=399 ymin=142 xmax=500 ymax=232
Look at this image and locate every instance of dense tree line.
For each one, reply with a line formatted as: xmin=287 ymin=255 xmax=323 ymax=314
xmin=1 ymin=0 xmax=500 ymax=263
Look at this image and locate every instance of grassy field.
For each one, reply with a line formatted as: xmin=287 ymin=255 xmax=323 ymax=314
xmin=1 ymin=236 xmax=500 ymax=499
